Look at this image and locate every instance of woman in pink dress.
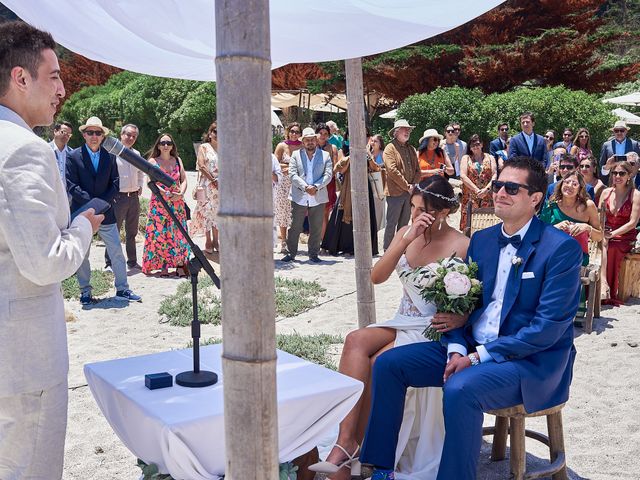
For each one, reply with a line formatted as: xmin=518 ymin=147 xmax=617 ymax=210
xmin=599 ymin=161 xmax=640 ymax=305
xmin=570 ymin=127 xmax=593 ymax=163
xmin=142 ymin=133 xmax=190 ymax=277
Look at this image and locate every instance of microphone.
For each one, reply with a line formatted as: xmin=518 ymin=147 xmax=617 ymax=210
xmin=102 ymin=136 xmax=175 ymax=188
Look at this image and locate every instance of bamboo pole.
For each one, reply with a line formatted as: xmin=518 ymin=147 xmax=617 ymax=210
xmin=345 ymin=57 xmax=376 ymax=328
xmin=215 ymin=1 xmax=279 ymax=479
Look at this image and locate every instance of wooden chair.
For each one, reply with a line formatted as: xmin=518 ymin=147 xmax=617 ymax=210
xmin=483 ymin=403 xmax=567 ymax=480
xmin=578 ymin=208 xmax=606 ymax=334
xmin=464 ymin=203 xmax=500 ymax=238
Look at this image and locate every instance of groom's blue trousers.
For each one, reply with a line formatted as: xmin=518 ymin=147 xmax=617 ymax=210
xmin=360 ymin=341 xmax=523 ymax=480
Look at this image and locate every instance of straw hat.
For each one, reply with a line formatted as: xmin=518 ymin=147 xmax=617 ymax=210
xmin=418 ymin=128 xmax=443 ymax=144
xmin=611 ymin=120 xmax=630 ymax=132
xmin=388 ymin=119 xmax=415 ymax=138
xmin=79 ymin=116 xmax=110 ymax=135
xmin=301 ymin=127 xmax=316 ymax=139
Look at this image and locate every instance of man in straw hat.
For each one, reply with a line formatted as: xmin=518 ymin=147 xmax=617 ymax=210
xmin=0 ymin=21 xmax=103 ymax=478
xmin=382 ymin=119 xmax=421 ymax=250
xmin=66 ymin=116 xmax=142 ymax=305
xmin=600 ymin=120 xmax=640 ymax=183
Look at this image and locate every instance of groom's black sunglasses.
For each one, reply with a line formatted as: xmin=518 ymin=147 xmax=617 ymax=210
xmin=491 ymin=180 xmax=535 ymax=195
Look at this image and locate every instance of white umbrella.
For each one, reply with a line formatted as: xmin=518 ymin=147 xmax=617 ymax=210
xmin=379 ymin=108 xmax=398 ymax=119
xmin=603 ymin=92 xmax=640 ymax=106
xmin=612 ymin=107 xmax=640 ymax=125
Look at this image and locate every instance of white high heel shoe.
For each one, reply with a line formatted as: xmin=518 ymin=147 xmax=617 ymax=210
xmin=308 ymin=443 xmax=361 ymax=476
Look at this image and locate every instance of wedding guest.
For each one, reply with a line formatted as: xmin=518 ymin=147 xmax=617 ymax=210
xmin=599 ymin=161 xmax=640 ymax=306
xmin=570 ymin=127 xmax=592 ymax=162
xmin=489 ymin=122 xmax=509 ymax=159
xmin=626 ymin=151 xmax=640 ymax=190
xmin=310 ymin=176 xmax=468 ymax=479
xmin=495 ymin=137 xmax=510 ymax=173
xmin=544 ymin=154 xmax=595 ymax=205
xmin=459 ymin=134 xmax=497 ymax=231
xmin=361 ymin=156 xmax=583 ymax=480
xmin=554 ymin=128 xmax=574 ymax=152
xmin=417 ymin=128 xmax=454 ymax=179
xmin=271 ymin=153 xmax=283 ymax=248
xmin=67 ymin=116 xmax=142 ymax=304
xmin=326 ymin=120 xmax=344 ymax=150
xmin=599 ymin=120 xmax=640 ymax=183
xmin=578 ymin=155 xmax=605 ymax=204
xmin=382 ymin=119 xmax=421 ymax=250
xmin=442 ymin=123 xmax=466 ymax=178
xmin=545 ymin=146 xmax=567 ymax=183
xmin=543 ymin=130 xmax=557 ymax=168
xmin=49 ymin=120 xmax=73 ymax=190
xmin=191 ymin=121 xmax=220 ymax=253
xmin=0 ymin=22 xmax=101 ymax=479
xmin=321 ymin=138 xmax=379 ymax=256
xmin=273 ymin=122 xmax=302 ymax=253
xmin=508 ymin=112 xmax=546 ymax=163
xmin=104 ymin=123 xmax=144 ymax=271
xmin=368 ymin=134 xmax=386 ymax=231
xmin=142 ymin=133 xmax=190 ymax=277
xmin=281 ymin=127 xmax=333 ymax=263
xmin=316 ymin=123 xmax=339 ymax=239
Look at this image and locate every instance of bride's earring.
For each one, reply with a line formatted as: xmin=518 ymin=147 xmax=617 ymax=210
xmin=438 ymin=218 xmax=444 ymax=231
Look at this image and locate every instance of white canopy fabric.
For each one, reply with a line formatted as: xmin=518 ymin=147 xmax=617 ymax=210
xmin=379 ymin=108 xmax=398 ymax=119
xmin=4 ymin=0 xmax=503 ymax=81
xmin=603 ymin=92 xmax=640 ymax=106
xmin=612 ymin=107 xmax=640 ymax=125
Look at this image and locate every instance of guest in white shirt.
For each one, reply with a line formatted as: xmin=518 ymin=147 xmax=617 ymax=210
xmin=48 ymin=121 xmax=73 ymax=193
xmin=105 ymin=124 xmax=145 ymax=270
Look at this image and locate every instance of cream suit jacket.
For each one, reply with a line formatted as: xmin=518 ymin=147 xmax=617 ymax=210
xmin=0 ymin=110 xmax=92 ymax=396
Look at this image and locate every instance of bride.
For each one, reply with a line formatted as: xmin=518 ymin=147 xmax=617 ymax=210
xmin=310 ymin=175 xmax=470 ymax=479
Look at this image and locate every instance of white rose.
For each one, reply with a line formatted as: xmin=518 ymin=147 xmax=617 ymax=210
xmin=471 ymin=278 xmax=481 ymax=287
xmin=416 ymin=271 xmax=438 ymax=289
xmin=443 ymin=271 xmax=472 ymax=296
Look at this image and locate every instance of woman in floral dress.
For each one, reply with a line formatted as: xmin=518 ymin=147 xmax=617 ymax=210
xmin=273 ymin=122 xmax=303 ymax=253
xmin=459 ymin=134 xmax=497 ymax=231
xmin=142 ymin=133 xmax=190 ymax=277
xmin=191 ymin=121 xmax=220 ymax=253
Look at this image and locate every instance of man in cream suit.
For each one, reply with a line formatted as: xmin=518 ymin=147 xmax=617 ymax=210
xmin=281 ymin=127 xmax=333 ymax=263
xmin=0 ymin=22 xmax=103 ymax=479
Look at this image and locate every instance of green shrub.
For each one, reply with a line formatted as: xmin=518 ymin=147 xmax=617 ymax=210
xmin=62 ymin=270 xmax=114 ymax=299
xmin=397 ymin=86 xmax=617 ymax=149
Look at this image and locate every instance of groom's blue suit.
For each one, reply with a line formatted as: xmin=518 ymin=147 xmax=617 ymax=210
xmin=360 ymin=215 xmax=583 ymax=479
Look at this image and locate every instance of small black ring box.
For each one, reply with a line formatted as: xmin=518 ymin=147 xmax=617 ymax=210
xmin=145 ymin=372 xmax=173 ymax=390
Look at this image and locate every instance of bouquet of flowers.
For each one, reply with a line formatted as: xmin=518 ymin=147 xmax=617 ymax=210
xmin=400 ymin=254 xmax=482 ymax=341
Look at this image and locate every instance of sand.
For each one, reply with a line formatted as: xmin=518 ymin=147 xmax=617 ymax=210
xmin=61 ymin=174 xmax=640 ymax=479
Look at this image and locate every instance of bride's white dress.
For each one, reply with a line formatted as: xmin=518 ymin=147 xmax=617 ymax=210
xmin=367 ymin=254 xmax=444 ymax=479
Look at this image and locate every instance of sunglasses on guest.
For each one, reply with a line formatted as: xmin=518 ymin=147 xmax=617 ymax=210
xmin=579 ymin=164 xmax=591 ymax=170
xmin=614 ymin=129 xmax=627 ymax=133
xmin=446 ymin=129 xmax=455 ymax=134
xmin=491 ymin=180 xmax=535 ymax=195
xmin=578 ymin=134 xmax=588 ymax=138
xmin=611 ymin=171 xmax=628 ymax=177
xmin=159 ymin=140 xmax=173 ymax=146
xmin=544 ymin=135 xmax=554 ymax=140
xmin=289 ymin=129 xmax=301 ymax=134
xmin=84 ymin=130 xmax=103 ymax=136
xmin=558 ymin=164 xmax=575 ymax=171
xmin=499 ymin=127 xmax=509 ymax=132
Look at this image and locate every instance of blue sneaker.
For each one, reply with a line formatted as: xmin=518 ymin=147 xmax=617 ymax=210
xmin=115 ymin=289 xmax=142 ymax=302
xmin=80 ymin=292 xmax=95 ymax=305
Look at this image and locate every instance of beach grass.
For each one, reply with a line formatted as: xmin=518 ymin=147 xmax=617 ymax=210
xmin=62 ymin=269 xmax=114 ymax=299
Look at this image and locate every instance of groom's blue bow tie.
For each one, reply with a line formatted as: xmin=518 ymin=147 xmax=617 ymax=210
xmin=498 ymin=233 xmax=522 ymax=249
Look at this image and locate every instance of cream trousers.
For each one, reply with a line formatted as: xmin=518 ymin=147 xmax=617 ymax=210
xmin=0 ymin=381 xmax=68 ymax=480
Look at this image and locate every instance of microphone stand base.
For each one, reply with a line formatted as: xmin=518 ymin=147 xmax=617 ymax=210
xmin=175 ymin=370 xmax=218 ymax=388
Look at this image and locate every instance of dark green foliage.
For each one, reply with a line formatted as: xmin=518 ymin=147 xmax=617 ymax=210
xmin=58 ymin=72 xmax=216 ymax=169
xmin=397 ymin=86 xmax=616 ymax=148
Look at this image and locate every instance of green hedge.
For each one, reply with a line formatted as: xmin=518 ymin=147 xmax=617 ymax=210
xmin=396 ymin=86 xmax=617 ymax=151
xmin=58 ymin=72 xmax=216 ymax=169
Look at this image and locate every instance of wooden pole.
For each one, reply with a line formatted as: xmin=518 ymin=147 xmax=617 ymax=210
xmin=345 ymin=57 xmax=376 ymax=328
xmin=215 ymin=1 xmax=279 ymax=479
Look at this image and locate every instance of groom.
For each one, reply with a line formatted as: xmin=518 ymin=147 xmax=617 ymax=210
xmin=360 ymin=156 xmax=583 ymax=479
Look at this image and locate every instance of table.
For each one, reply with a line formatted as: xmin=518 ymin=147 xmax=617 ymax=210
xmin=84 ymin=345 xmax=363 ymax=480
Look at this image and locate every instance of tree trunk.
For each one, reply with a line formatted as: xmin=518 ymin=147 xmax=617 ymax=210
xmin=345 ymin=57 xmax=376 ymax=328
xmin=215 ymin=1 xmax=279 ymax=479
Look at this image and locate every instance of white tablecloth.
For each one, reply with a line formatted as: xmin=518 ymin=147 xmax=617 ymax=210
xmin=84 ymin=345 xmax=362 ymax=480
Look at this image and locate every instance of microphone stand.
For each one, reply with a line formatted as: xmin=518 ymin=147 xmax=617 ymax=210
xmin=147 ymin=181 xmax=220 ymax=388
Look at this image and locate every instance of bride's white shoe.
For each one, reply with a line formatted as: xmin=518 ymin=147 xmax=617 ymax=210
xmin=308 ymin=443 xmax=361 ymax=475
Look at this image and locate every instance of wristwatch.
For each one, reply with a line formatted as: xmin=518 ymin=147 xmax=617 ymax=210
xmin=468 ymin=352 xmax=480 ymax=366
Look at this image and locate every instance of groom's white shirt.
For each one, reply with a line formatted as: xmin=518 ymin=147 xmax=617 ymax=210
xmin=447 ymin=218 xmax=533 ymax=363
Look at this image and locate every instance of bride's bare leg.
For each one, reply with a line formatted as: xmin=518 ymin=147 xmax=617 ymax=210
xmin=325 ymin=327 xmax=396 ymax=479
xmin=355 ymin=341 xmax=396 ymax=443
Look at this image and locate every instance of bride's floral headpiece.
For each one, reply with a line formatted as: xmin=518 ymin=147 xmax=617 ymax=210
xmin=414 ymin=184 xmax=458 ymax=205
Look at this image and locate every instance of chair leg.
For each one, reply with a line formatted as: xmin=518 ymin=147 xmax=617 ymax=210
xmin=509 ymin=417 xmax=526 ymax=480
xmin=491 ymin=415 xmax=509 ymax=461
xmin=547 ymin=412 xmax=568 ymax=480
xmin=594 ymin=273 xmax=601 ymax=318
xmin=584 ymin=280 xmax=595 ymax=334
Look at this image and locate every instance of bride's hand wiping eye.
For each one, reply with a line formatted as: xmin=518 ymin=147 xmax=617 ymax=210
xmin=402 ymin=212 xmax=435 ymax=242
